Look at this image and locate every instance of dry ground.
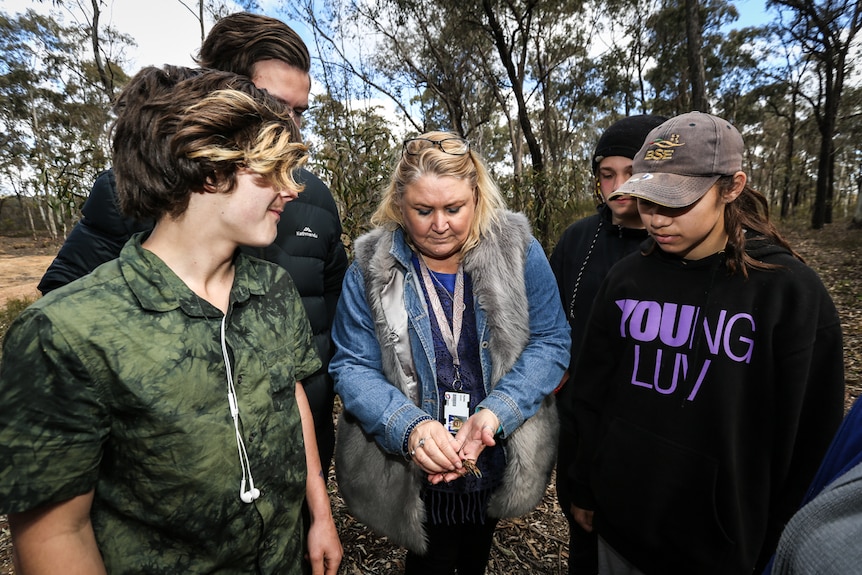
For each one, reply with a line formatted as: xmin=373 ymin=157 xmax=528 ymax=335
xmin=0 ymin=235 xmax=57 ymax=308
xmin=1 ymin=220 xmax=860 ymax=575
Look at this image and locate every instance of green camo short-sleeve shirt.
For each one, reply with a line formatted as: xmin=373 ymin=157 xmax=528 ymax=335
xmin=0 ymin=234 xmax=322 ymax=574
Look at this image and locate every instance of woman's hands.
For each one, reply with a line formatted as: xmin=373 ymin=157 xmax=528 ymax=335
xmin=454 ymin=408 xmax=499 ymax=461
xmin=408 ymin=409 xmax=500 ymax=484
xmin=408 ymin=420 xmax=463 ymax=483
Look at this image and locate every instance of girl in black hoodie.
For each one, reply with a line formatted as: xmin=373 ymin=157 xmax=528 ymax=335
xmin=564 ymin=112 xmax=845 ymax=575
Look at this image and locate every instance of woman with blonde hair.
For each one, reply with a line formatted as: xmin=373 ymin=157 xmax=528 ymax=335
xmin=331 ymin=131 xmax=570 ymax=574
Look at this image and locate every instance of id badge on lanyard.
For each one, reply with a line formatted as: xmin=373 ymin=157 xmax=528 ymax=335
xmin=444 ymin=391 xmax=470 ymax=433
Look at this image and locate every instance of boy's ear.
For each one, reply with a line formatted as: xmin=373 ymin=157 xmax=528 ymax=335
xmin=725 ymin=171 xmax=746 ymax=203
xmin=202 ymin=172 xmax=221 ymax=193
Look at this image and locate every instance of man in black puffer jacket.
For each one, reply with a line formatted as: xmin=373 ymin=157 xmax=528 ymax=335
xmin=38 ymin=13 xmax=348 ymax=472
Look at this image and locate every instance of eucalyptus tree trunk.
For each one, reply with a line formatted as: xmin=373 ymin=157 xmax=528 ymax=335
xmin=780 ymin=88 xmax=798 ymax=219
xmin=481 ymin=0 xmax=549 ymax=245
xmin=770 ymin=0 xmax=862 ymax=229
xmin=685 ymin=0 xmax=708 ymax=112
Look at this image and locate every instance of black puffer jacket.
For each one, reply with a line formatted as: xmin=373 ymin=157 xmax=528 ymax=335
xmin=244 ymin=169 xmax=348 ymax=468
xmin=38 ymin=170 xmax=153 ymax=293
xmin=38 ymin=167 xmax=348 ymax=468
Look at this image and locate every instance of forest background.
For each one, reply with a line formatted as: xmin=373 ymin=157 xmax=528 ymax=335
xmin=1 ymin=0 xmax=861 ymax=251
xmin=1 ymin=1 xmax=861 ymax=573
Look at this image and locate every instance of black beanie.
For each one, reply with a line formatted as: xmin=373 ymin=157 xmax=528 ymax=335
xmin=592 ymin=114 xmax=667 ymax=174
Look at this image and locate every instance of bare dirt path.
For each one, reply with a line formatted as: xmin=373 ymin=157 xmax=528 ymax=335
xmin=0 ymin=236 xmax=60 ymax=307
xmin=0 ymin=255 xmax=54 ymax=306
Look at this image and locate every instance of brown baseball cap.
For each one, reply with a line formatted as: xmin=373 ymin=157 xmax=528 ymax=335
xmin=610 ymin=111 xmax=744 ymax=208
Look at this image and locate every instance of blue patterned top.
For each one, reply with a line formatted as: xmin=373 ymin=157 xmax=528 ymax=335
xmin=412 ymin=255 xmax=506 ymax=525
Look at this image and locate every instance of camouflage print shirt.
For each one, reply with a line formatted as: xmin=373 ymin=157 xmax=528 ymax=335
xmin=0 ymin=234 xmax=322 ymax=574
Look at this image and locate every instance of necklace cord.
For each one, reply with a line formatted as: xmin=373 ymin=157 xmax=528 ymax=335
xmin=569 ymin=218 xmax=604 ymax=320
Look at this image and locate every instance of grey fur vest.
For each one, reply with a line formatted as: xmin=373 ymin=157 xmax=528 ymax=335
xmin=334 ymin=211 xmax=559 ymax=555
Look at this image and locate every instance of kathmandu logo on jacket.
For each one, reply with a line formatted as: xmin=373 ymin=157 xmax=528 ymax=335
xmin=296 ymin=226 xmax=319 ymax=239
xmin=643 ymin=133 xmax=683 ymax=161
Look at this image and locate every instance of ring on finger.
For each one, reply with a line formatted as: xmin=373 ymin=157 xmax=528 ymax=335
xmin=410 ymin=437 xmax=428 ymax=458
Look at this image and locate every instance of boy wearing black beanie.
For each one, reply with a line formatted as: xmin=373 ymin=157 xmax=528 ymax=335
xmin=550 ymin=114 xmax=665 ymax=574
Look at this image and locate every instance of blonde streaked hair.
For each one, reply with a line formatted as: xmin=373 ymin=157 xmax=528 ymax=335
xmin=371 ymin=131 xmax=506 ymax=255
xmin=176 ymin=89 xmax=307 ymax=195
xmin=112 ymin=66 xmax=307 ymax=220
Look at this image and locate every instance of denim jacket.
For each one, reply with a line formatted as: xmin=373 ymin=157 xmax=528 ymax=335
xmin=330 ymin=210 xmax=570 ymax=553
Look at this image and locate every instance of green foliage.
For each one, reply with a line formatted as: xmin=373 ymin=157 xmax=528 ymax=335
xmin=0 ymin=7 xmax=131 ymax=238
xmin=0 ymin=1 xmax=856 ymax=245
xmin=292 ymin=0 xmax=861 ymax=242
xmin=306 ymin=95 xmax=397 ymax=252
xmin=767 ymin=0 xmax=862 ymax=228
xmin=643 ymin=0 xmax=751 ymax=116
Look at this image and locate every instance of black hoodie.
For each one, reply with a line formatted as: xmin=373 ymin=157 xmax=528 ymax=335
xmin=568 ymin=236 xmax=845 ymax=575
xmin=551 ymin=203 xmax=649 ymax=518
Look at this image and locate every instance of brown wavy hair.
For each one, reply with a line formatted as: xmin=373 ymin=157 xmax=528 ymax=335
xmin=112 ymin=66 xmax=306 ymax=221
xmin=196 ymin=12 xmax=310 ymax=77
xmin=717 ymin=177 xmax=803 ymax=277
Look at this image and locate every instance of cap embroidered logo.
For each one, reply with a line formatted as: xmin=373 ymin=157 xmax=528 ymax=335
xmin=643 ymin=134 xmax=684 ymax=161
